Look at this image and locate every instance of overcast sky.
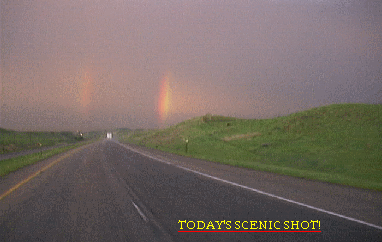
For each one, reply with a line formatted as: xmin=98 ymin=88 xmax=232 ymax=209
xmin=1 ymin=0 xmax=381 ymax=131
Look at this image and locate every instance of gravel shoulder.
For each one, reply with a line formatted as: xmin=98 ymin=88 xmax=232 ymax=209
xmin=117 ymin=141 xmax=382 ymax=228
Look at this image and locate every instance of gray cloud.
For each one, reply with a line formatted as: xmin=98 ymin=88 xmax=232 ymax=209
xmin=1 ymin=0 xmax=381 ymax=131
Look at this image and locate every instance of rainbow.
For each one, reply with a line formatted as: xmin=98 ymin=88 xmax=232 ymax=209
xmin=74 ymin=66 xmax=93 ymax=116
xmin=80 ymin=71 xmax=92 ymax=108
xmin=158 ymin=73 xmax=171 ymax=124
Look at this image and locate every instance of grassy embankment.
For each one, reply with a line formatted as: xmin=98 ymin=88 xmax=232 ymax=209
xmin=0 ymin=130 xmax=81 ymax=154
xmin=118 ymin=103 xmax=382 ymax=191
xmin=0 ymin=130 xmax=103 ymax=177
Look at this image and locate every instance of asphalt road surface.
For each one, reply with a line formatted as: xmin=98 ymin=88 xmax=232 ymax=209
xmin=0 ymin=140 xmax=381 ymax=241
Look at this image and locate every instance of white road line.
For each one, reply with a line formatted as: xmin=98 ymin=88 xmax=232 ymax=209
xmin=132 ymin=201 xmax=148 ymax=222
xmin=116 ymin=141 xmax=382 ymax=231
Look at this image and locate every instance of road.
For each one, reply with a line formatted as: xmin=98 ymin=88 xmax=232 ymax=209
xmin=0 ymin=140 xmax=381 ymax=241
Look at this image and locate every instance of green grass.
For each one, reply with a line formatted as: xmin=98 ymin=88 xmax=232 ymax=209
xmin=118 ymin=103 xmax=382 ymax=191
xmin=0 ymin=139 xmax=96 ymax=177
xmin=0 ymin=130 xmax=83 ymax=154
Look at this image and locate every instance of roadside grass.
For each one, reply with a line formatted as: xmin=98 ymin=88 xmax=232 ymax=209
xmin=0 ymin=130 xmax=81 ymax=154
xmin=118 ymin=103 xmax=382 ymax=191
xmin=0 ymin=139 xmax=96 ymax=177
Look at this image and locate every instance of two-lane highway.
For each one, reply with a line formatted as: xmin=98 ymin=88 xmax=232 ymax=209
xmin=0 ymin=140 xmax=381 ymax=241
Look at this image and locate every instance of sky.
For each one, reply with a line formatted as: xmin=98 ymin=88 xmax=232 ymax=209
xmin=1 ymin=0 xmax=381 ymax=131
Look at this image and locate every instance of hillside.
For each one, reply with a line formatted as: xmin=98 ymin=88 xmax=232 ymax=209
xmin=118 ymin=103 xmax=382 ymax=190
xmin=0 ymin=129 xmax=82 ymax=154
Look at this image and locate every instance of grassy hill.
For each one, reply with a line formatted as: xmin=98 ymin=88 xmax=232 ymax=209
xmin=0 ymin=130 xmax=83 ymax=154
xmin=0 ymin=129 xmax=102 ymax=177
xmin=118 ymin=103 xmax=382 ymax=191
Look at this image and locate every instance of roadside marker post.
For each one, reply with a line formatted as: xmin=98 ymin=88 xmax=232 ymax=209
xmin=39 ymin=143 xmax=42 ymax=156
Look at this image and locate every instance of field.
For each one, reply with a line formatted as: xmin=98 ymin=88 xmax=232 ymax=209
xmin=118 ymin=103 xmax=382 ymax=191
xmin=0 ymin=141 xmax=94 ymax=177
xmin=0 ymin=130 xmax=82 ymax=154
xmin=0 ymin=130 xmax=104 ymax=177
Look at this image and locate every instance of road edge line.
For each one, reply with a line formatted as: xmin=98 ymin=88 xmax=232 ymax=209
xmin=115 ymin=141 xmax=382 ymax=231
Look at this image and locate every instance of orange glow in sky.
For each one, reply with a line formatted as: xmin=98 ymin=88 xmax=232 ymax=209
xmin=158 ymin=73 xmax=171 ymax=124
xmin=75 ymin=66 xmax=94 ymax=117
xmin=81 ymin=71 xmax=92 ymax=108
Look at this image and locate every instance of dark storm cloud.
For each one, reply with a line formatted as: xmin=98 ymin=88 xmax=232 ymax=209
xmin=1 ymin=0 xmax=381 ymax=131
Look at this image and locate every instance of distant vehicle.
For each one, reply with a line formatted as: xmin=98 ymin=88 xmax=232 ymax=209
xmin=106 ymin=132 xmax=113 ymax=139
